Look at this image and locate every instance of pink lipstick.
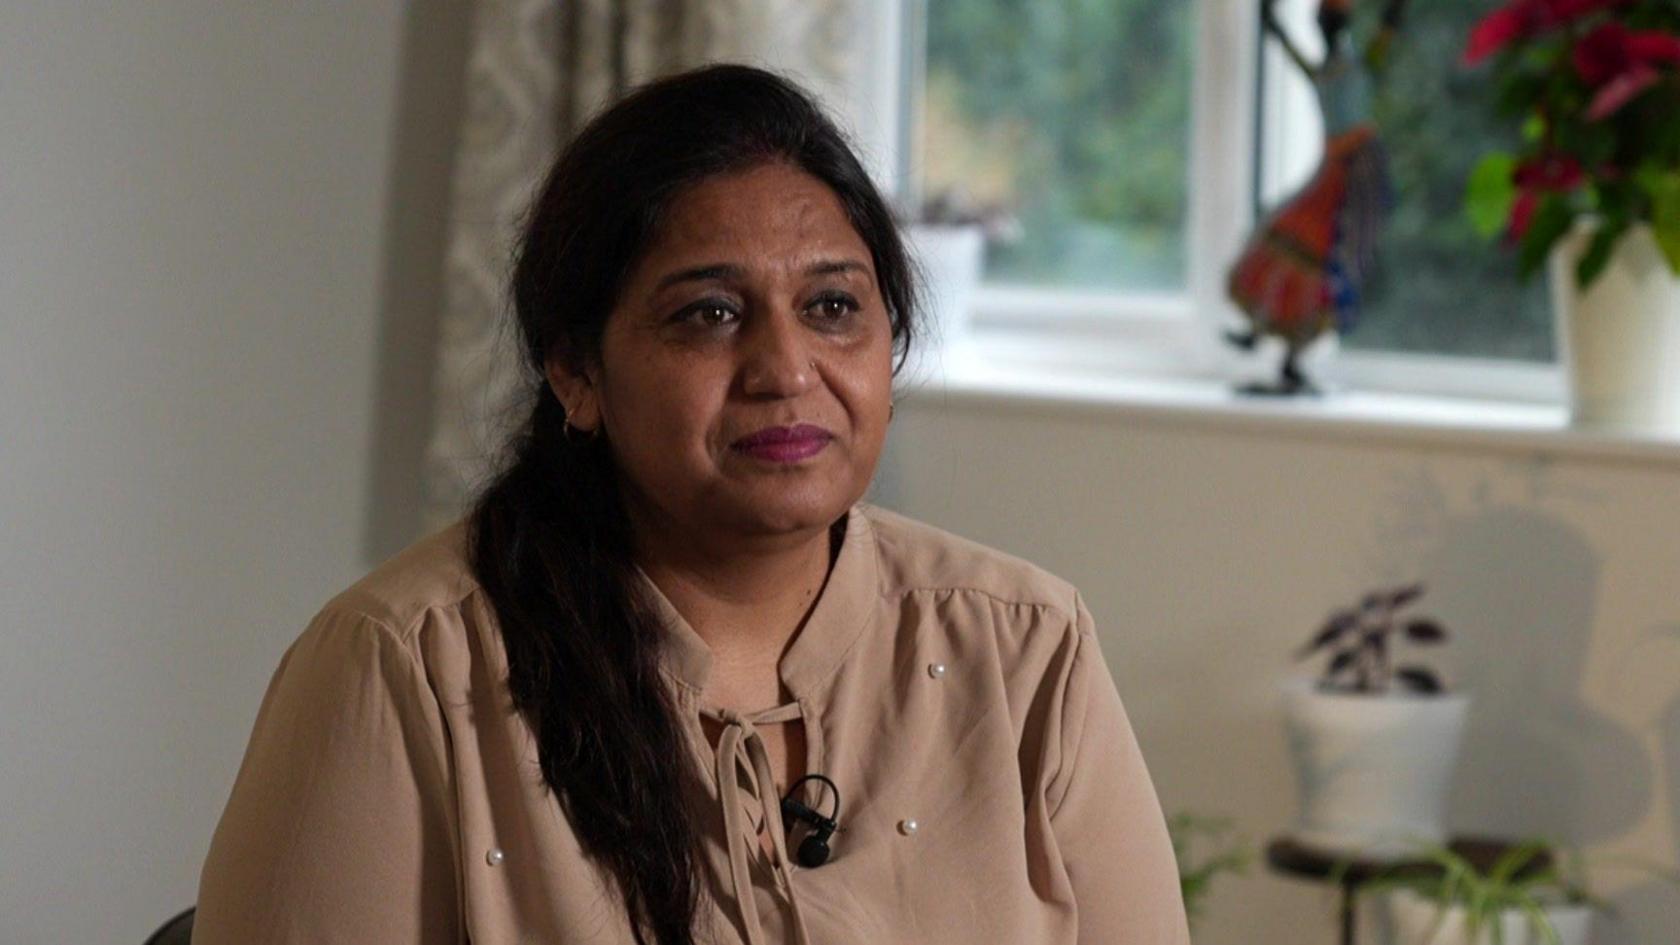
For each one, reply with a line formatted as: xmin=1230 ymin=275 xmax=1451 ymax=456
xmin=731 ymin=423 xmax=834 ymax=463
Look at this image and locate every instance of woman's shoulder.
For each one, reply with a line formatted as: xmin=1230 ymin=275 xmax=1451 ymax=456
xmin=858 ymin=503 xmax=1083 ymax=628
xmin=312 ymin=517 xmax=484 ymax=648
xmin=856 ymin=505 xmax=1101 ymax=720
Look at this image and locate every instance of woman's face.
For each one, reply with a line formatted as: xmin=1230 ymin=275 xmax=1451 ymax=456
xmin=549 ymin=162 xmax=895 ymax=546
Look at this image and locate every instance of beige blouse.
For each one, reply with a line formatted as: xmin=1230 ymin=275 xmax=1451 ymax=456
xmin=195 ymin=503 xmax=1189 ymax=944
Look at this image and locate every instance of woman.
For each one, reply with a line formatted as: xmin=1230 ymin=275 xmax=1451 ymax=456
xmin=195 ymin=65 xmax=1187 ymax=944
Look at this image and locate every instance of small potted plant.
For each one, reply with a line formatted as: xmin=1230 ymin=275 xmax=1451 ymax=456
xmin=1373 ymin=841 xmax=1597 ymax=945
xmin=1167 ymin=811 xmax=1250 ymax=929
xmin=1282 ymin=583 xmax=1469 ymax=858
xmin=1460 ymin=0 xmax=1680 ymax=430
xmin=901 ymin=189 xmax=1015 ymax=359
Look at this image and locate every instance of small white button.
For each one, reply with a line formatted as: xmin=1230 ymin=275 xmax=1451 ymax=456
xmin=898 ymin=818 xmax=919 ymax=836
xmin=927 ymin=662 xmax=947 ymax=679
xmin=486 ymin=847 xmax=505 ymax=866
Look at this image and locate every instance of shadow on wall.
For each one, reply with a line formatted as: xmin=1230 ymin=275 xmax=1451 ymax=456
xmin=1412 ymin=491 xmax=1678 ymax=938
xmin=1426 ymin=502 xmax=1648 ymax=842
xmin=1601 ymin=648 xmax=1680 ymax=938
xmin=361 ymin=0 xmax=475 ymax=565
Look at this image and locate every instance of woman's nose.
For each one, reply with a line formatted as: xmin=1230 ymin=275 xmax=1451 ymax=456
xmin=739 ymin=309 xmax=816 ymax=398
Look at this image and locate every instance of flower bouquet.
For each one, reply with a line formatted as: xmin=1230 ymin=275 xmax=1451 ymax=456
xmin=1462 ymin=0 xmax=1680 ymax=288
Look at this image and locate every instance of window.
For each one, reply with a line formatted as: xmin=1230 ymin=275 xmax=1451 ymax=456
xmin=900 ymin=0 xmax=1565 ymax=400
xmin=911 ymin=0 xmax=1196 ymax=293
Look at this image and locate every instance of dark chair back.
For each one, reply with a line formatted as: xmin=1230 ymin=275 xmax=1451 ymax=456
xmin=143 ymin=907 xmax=194 ymax=945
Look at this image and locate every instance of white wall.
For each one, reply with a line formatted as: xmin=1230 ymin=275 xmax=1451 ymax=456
xmin=0 ymin=4 xmax=450 ymax=941
xmin=880 ymin=395 xmax=1680 ymax=944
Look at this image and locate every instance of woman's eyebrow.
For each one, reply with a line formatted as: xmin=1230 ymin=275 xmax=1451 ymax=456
xmin=655 ymin=263 xmax=743 ymax=291
xmin=654 ymin=259 xmax=871 ymax=291
xmin=806 ymin=259 xmax=869 ymax=278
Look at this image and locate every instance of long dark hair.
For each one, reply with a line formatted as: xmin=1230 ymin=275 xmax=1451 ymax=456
xmin=467 ymin=65 xmax=916 ymax=944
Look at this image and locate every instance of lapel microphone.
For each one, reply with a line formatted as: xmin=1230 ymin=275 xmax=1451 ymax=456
xmin=780 ymin=773 xmax=841 ymax=867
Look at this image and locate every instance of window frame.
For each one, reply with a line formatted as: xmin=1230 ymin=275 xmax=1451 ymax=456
xmin=877 ymin=0 xmax=1565 ymax=405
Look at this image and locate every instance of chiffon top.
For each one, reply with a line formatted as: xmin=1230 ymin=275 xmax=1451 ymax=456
xmin=194 ymin=502 xmax=1189 ymax=943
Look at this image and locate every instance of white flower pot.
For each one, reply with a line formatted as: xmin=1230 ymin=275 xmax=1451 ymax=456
xmin=1549 ymin=221 xmax=1680 ymax=432
xmin=904 ymin=223 xmax=984 ymax=356
xmin=1281 ymin=680 xmax=1470 ymax=858
xmin=1387 ymin=888 xmax=1592 ymax=945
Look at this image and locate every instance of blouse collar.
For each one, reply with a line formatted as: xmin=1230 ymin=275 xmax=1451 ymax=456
xmin=631 ymin=503 xmax=880 ymax=700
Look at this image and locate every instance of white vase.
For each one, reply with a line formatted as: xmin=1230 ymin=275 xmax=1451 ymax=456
xmin=1281 ymin=679 xmax=1471 ymax=858
xmin=904 ymin=223 xmax=984 ymax=357
xmin=1549 ymin=221 xmax=1680 ymax=431
xmin=1387 ymin=888 xmax=1592 ymax=945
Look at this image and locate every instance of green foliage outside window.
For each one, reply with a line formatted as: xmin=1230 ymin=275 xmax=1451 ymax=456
xmin=920 ymin=0 xmax=1194 ymax=291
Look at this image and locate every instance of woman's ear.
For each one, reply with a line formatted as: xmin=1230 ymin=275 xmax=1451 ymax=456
xmin=544 ymin=356 xmax=603 ymax=433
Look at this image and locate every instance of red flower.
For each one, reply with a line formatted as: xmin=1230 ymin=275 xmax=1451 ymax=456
xmin=1587 ymin=67 xmax=1662 ymax=118
xmin=1466 ymin=5 xmax=1531 ymax=63
xmin=1464 ymin=0 xmax=1632 ymax=64
xmin=1572 ymin=22 xmax=1680 ymax=82
xmin=1507 ymin=154 xmax=1586 ymax=241
xmin=1507 ymin=191 xmax=1541 ymax=241
xmin=1514 ymin=153 xmax=1587 ymax=190
xmin=1570 ymin=22 xmax=1680 ymax=118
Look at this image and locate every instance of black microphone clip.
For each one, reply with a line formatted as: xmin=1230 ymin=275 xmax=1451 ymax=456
xmin=780 ymin=774 xmax=841 ymax=868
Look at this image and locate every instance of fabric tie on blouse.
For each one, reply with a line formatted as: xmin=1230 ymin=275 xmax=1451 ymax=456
xmin=703 ymin=703 xmax=814 ymax=945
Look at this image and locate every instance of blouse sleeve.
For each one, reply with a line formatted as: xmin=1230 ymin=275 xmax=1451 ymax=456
xmin=1046 ymin=593 xmax=1190 ymax=943
xmin=194 ymin=603 xmax=460 ymax=944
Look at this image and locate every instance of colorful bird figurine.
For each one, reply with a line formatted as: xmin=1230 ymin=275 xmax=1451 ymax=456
xmin=1226 ymin=0 xmax=1408 ymax=395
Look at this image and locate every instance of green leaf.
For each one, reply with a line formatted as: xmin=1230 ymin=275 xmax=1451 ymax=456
xmin=1636 ymin=165 xmax=1680 ymax=205
xmin=1638 ymin=166 xmax=1680 ymax=276
xmin=1498 ymin=73 xmax=1545 ymax=117
xmin=1553 ymin=119 xmax=1617 ymax=167
xmin=1577 ymin=221 xmax=1624 ymax=289
xmin=1518 ymin=197 xmax=1576 ymax=278
xmin=1518 ymin=898 xmax=1562 ymax=945
xmin=1466 ymin=153 xmax=1519 ymax=239
xmin=1493 ymin=840 xmax=1552 ymax=889
xmin=1653 ymin=224 xmax=1680 ymax=275
xmin=1167 ymin=810 xmax=1248 ymax=923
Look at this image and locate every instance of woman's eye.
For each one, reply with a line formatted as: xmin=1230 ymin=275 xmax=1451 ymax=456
xmin=808 ymin=293 xmax=859 ymax=320
xmin=678 ymin=302 xmax=738 ymax=327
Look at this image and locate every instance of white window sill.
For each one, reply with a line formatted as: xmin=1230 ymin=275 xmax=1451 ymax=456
xmin=898 ymin=344 xmax=1680 ymax=469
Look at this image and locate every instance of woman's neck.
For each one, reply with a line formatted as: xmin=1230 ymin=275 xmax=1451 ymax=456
xmin=630 ymin=511 xmax=842 ymax=698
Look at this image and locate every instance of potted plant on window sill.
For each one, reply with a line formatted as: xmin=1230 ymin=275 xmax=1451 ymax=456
xmin=1462 ymin=0 xmax=1680 ymax=432
xmin=901 ymin=190 xmax=1014 ymax=367
xmin=1282 ymin=583 xmax=1468 ymax=859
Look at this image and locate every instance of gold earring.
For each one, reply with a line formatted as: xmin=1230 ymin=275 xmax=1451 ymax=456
xmin=561 ymin=406 xmax=601 ymax=441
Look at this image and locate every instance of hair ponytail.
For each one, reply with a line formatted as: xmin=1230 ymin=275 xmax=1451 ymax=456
xmin=471 ymin=384 xmax=699 ymax=943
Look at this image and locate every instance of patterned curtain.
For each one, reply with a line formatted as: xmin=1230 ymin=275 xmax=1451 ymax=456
xmin=420 ymin=0 xmax=864 ymax=532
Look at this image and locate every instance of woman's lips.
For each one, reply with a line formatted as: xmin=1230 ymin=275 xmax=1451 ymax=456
xmin=731 ymin=423 xmax=835 ymax=463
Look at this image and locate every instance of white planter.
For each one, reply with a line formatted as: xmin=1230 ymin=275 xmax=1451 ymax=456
xmin=1549 ymin=221 xmax=1680 ymax=431
xmin=904 ymin=223 xmax=984 ymax=356
xmin=1281 ymin=680 xmax=1470 ymax=858
xmin=1387 ymin=888 xmax=1592 ymax=945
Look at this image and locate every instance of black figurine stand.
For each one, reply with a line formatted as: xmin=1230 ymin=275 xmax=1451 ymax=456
xmin=1264 ymin=835 xmax=1552 ymax=945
